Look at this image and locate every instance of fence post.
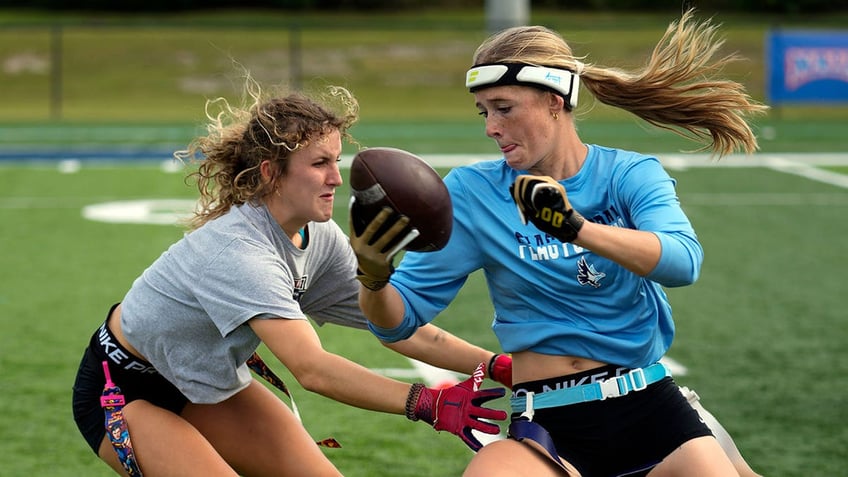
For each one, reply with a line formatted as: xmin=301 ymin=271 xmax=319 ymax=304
xmin=486 ymin=0 xmax=529 ymax=33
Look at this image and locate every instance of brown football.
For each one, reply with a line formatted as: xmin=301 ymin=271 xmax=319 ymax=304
xmin=349 ymin=147 xmax=452 ymax=252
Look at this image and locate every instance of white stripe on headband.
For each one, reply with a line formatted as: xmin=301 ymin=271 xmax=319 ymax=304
xmin=465 ymin=63 xmax=580 ymax=109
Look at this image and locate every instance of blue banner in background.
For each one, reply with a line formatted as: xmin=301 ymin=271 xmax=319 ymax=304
xmin=767 ymin=30 xmax=848 ymax=104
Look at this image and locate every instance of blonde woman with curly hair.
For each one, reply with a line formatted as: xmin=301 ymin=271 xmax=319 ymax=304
xmin=352 ymin=9 xmax=767 ymax=477
xmin=71 ymin=78 xmax=508 ymax=476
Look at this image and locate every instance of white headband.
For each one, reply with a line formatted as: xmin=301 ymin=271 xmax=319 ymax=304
xmin=465 ymin=63 xmax=580 ymax=110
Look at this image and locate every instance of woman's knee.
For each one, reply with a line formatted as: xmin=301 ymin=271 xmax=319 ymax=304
xmin=650 ymin=436 xmax=740 ymax=477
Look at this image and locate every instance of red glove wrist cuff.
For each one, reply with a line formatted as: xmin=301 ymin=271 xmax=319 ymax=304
xmin=405 ymin=383 xmax=429 ymax=422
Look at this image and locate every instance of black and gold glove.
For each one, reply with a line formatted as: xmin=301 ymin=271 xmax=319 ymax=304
xmin=510 ymin=175 xmax=585 ymax=243
xmin=348 ymin=203 xmax=420 ymax=291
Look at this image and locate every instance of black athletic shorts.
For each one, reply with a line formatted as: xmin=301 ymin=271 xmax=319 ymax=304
xmin=510 ymin=365 xmax=713 ymax=477
xmin=71 ymin=304 xmax=188 ymax=454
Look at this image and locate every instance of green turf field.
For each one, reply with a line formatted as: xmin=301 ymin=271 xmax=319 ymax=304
xmin=1 ymin=152 xmax=846 ymax=476
xmin=1 ymin=7 xmax=847 ymax=476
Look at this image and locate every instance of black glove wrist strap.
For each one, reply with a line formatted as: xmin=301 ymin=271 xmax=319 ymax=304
xmin=556 ymin=209 xmax=585 ymax=242
xmin=487 ymin=354 xmax=501 ymax=378
xmin=356 ymin=267 xmax=392 ymax=291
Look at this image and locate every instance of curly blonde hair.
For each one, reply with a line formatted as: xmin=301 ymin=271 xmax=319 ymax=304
xmin=176 ymin=76 xmax=359 ymax=230
xmin=472 ymin=9 xmax=768 ymax=156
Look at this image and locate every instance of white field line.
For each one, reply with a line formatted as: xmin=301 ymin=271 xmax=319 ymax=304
xmin=4 ymin=152 xmax=847 ymax=172
xmin=761 ymin=155 xmax=848 ymax=189
xmin=345 ymin=152 xmax=848 ymax=170
xmin=5 ymin=191 xmax=846 ymax=212
xmin=681 ymin=192 xmax=848 ymax=206
xmin=2 ymin=152 xmax=846 ymax=169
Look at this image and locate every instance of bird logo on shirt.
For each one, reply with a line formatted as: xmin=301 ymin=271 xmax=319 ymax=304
xmin=576 ymin=256 xmax=605 ymax=288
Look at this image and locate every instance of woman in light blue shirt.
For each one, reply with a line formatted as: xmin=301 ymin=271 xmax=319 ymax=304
xmin=352 ymin=9 xmax=766 ymax=477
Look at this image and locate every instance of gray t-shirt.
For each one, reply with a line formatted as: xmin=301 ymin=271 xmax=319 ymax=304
xmin=120 ymin=202 xmax=366 ymax=403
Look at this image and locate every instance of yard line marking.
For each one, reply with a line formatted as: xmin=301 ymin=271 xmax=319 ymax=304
xmin=681 ymin=192 xmax=848 ymax=206
xmin=349 ymin=153 xmax=848 ymax=169
xmin=659 ymin=356 xmax=688 ymax=376
xmin=367 ymin=368 xmax=428 ymax=379
xmin=58 ymin=159 xmax=81 ymax=174
xmin=654 ymin=153 xmax=848 ymax=169
xmin=5 ymin=192 xmax=845 ymax=213
xmin=4 ymin=152 xmax=847 ymax=169
xmin=407 ymin=358 xmax=464 ymax=386
xmin=762 ymin=156 xmax=848 ymax=189
xmin=81 ymin=199 xmax=196 ymax=224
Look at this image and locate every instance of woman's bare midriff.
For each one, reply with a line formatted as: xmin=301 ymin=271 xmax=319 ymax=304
xmin=107 ymin=303 xmax=148 ymax=361
xmin=511 ymin=350 xmax=609 ymax=384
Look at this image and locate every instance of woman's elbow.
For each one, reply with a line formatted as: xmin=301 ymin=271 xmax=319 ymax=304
xmin=659 ymin=254 xmax=701 ymax=287
xmin=650 ymin=233 xmax=702 ymax=286
xmin=288 ymin=354 xmax=335 ymax=395
xmin=670 ymin=269 xmax=699 ymax=287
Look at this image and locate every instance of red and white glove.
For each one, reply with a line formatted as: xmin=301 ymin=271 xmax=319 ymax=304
xmin=487 ymin=353 xmax=513 ymax=388
xmin=406 ymin=363 xmax=507 ymax=451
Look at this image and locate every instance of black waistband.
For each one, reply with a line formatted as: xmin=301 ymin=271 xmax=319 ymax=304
xmin=512 ymin=364 xmax=630 ymax=396
xmin=89 ymin=304 xmax=158 ymax=375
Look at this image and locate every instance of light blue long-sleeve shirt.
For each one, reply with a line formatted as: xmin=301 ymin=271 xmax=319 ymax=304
xmin=369 ymin=144 xmax=703 ymax=369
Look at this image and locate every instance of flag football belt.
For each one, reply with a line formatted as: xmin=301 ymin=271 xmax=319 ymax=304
xmin=510 ymin=362 xmax=671 ymax=414
xmin=507 ymin=363 xmax=671 ymax=474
